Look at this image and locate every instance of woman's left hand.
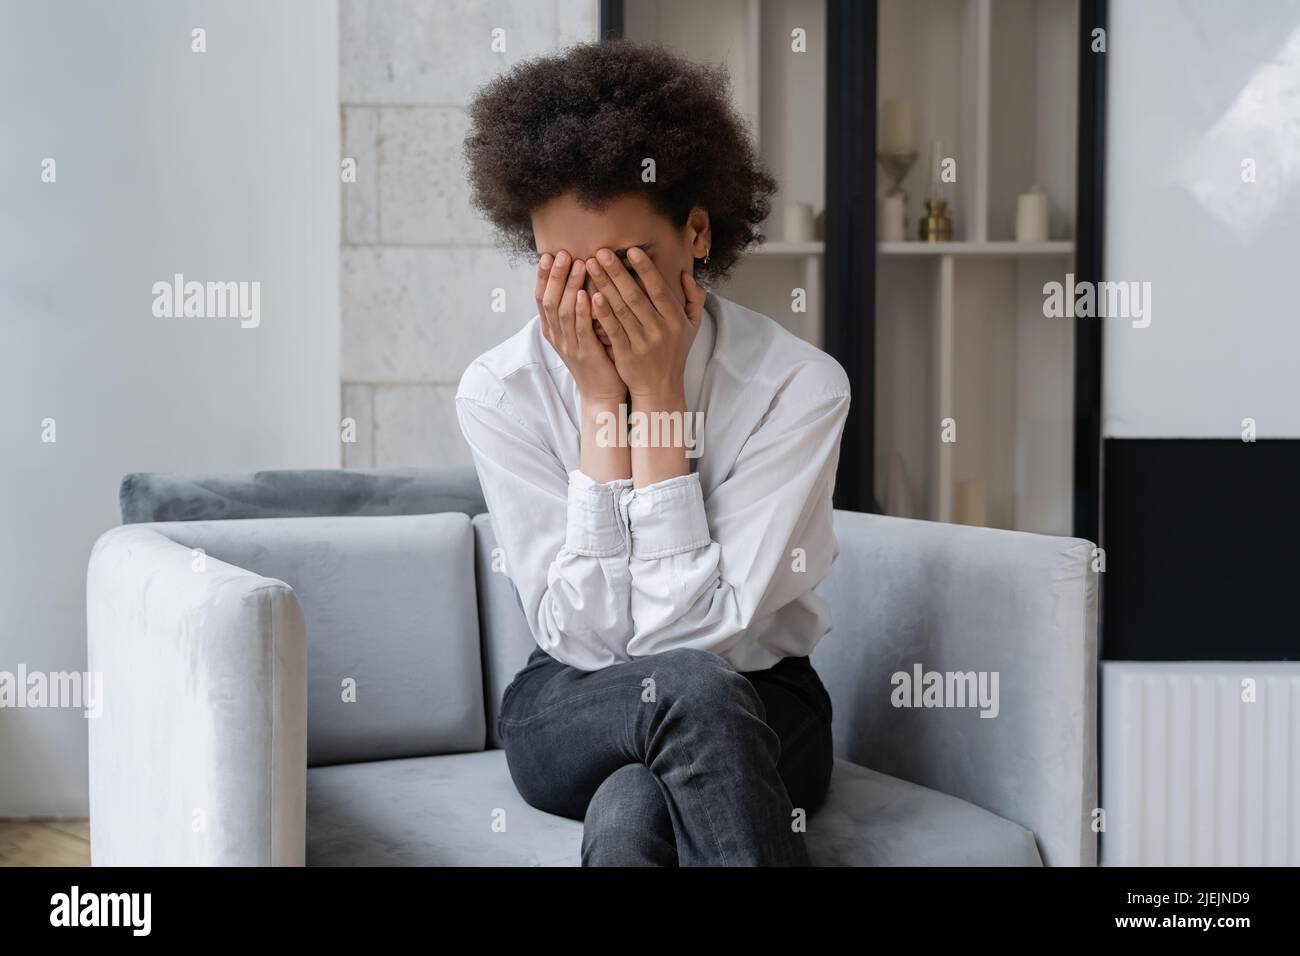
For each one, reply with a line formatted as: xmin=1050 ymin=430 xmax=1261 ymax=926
xmin=583 ymin=246 xmax=706 ymax=402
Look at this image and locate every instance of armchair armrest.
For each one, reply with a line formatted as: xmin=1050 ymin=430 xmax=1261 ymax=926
xmin=814 ymin=511 xmax=1099 ymax=866
xmin=87 ymin=525 xmax=307 ymax=865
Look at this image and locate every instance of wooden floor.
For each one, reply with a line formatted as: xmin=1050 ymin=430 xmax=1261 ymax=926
xmin=0 ymin=819 xmax=91 ymax=866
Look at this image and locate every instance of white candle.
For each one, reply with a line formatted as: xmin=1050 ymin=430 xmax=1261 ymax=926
xmin=1015 ymin=186 xmax=1049 ymax=241
xmin=784 ymin=201 xmax=816 ymax=242
xmin=881 ymin=193 xmax=905 ymax=242
xmin=880 ymin=98 xmax=913 ymax=154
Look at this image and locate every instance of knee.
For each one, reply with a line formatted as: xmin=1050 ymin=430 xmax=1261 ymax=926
xmin=581 ymin=763 xmax=674 ymax=866
xmin=584 ymin=763 xmax=663 ymax=831
xmin=645 ymin=647 xmax=765 ymax=725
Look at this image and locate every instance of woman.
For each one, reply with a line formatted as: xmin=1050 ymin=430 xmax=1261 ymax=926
xmin=456 ymin=39 xmax=850 ymax=866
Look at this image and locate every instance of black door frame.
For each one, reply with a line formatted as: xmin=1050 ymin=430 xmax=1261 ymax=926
xmin=824 ymin=0 xmax=878 ymax=514
xmin=597 ymin=0 xmax=622 ymax=40
xmin=1074 ymin=0 xmax=1108 ymax=544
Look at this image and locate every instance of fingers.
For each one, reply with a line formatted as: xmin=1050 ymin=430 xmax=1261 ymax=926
xmin=590 ymin=289 xmax=632 ymax=356
xmin=573 ymin=289 xmax=606 ymax=358
xmin=585 ymin=254 xmax=650 ymax=353
xmin=586 ymin=249 xmax=653 ymax=336
xmin=536 ymin=251 xmax=588 ymax=355
xmin=557 ymin=257 xmax=586 ymax=353
xmin=541 ymin=248 xmax=700 ymax=363
xmin=534 ymin=252 xmax=554 ymax=309
xmin=625 ymin=247 xmax=681 ymax=325
xmin=539 ymin=251 xmax=572 ymax=346
xmin=540 ymin=251 xmax=570 ymax=317
xmin=535 ymin=252 xmax=555 ymax=343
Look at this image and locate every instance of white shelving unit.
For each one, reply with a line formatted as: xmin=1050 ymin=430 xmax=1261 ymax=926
xmin=879 ymin=240 xmax=1074 ymax=257
xmin=624 ymin=0 xmax=826 ymax=348
xmin=876 ymin=0 xmax=1080 ymax=535
xmin=753 ymin=241 xmax=825 ymax=256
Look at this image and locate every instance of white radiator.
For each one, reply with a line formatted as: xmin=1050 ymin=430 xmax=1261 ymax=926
xmin=1101 ymin=661 xmax=1300 ymax=866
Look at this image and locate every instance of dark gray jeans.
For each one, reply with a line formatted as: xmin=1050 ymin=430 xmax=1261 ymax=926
xmin=497 ymin=644 xmax=834 ymax=866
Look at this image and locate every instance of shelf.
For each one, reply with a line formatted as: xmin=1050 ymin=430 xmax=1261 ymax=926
xmin=877 ymin=240 xmax=1074 ymax=257
xmin=753 ymin=240 xmax=825 ymax=256
xmin=875 ymin=0 xmax=1080 ymax=536
xmin=625 ymin=0 xmax=825 ymax=348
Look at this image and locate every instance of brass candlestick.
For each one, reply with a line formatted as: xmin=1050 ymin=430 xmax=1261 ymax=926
xmin=919 ymin=199 xmax=953 ymax=242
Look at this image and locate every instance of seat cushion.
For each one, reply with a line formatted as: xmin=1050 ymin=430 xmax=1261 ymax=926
xmin=306 ymin=753 xmax=1042 ymax=866
xmin=808 ymin=760 xmax=1043 ymax=865
xmin=308 ymin=750 xmax=582 ymax=865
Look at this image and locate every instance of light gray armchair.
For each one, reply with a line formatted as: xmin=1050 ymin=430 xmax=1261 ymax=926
xmin=87 ymin=468 xmax=1098 ymax=866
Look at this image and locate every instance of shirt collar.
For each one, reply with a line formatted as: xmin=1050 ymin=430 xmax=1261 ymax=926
xmin=685 ymin=289 xmax=719 ymax=412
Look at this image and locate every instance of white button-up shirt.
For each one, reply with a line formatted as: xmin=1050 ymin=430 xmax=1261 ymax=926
xmin=455 ymin=289 xmax=851 ymax=673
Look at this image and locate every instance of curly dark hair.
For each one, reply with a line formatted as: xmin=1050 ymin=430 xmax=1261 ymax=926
xmin=462 ymin=39 xmax=777 ymax=284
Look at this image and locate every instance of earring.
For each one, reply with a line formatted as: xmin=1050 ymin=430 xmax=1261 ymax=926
xmin=702 ymin=247 xmax=711 ymax=265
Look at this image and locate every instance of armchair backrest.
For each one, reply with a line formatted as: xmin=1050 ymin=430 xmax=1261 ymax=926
xmin=144 ymin=513 xmax=488 ymax=767
xmin=120 ymin=466 xmax=487 ymax=524
xmin=473 ymin=515 xmax=540 ymax=750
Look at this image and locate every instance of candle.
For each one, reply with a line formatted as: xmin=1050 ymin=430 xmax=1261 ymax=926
xmin=1015 ymin=185 xmax=1049 ymax=241
xmin=784 ymin=201 xmax=816 ymax=242
xmin=880 ymin=98 xmax=913 ymax=154
xmin=881 ymin=193 xmax=905 ymax=242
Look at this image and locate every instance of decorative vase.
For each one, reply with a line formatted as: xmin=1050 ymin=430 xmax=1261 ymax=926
xmin=919 ymin=199 xmax=953 ymax=242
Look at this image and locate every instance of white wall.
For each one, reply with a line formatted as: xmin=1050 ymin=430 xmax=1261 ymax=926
xmin=0 ymin=0 xmax=339 ymax=814
xmin=1104 ymin=0 xmax=1300 ymax=438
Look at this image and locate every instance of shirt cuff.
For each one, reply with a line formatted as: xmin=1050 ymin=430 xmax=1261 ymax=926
xmin=624 ymin=472 xmax=712 ymax=559
xmin=564 ymin=469 xmax=633 ymax=557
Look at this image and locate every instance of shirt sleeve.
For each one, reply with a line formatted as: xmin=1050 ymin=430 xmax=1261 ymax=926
xmin=455 ymin=382 xmax=635 ymax=671
xmin=622 ymin=376 xmax=851 ymax=664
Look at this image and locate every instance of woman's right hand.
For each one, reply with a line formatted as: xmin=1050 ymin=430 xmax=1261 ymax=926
xmin=536 ymin=251 xmax=627 ymax=404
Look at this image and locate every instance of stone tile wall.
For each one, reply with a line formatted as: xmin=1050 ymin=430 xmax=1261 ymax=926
xmin=340 ymin=0 xmax=598 ymax=467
